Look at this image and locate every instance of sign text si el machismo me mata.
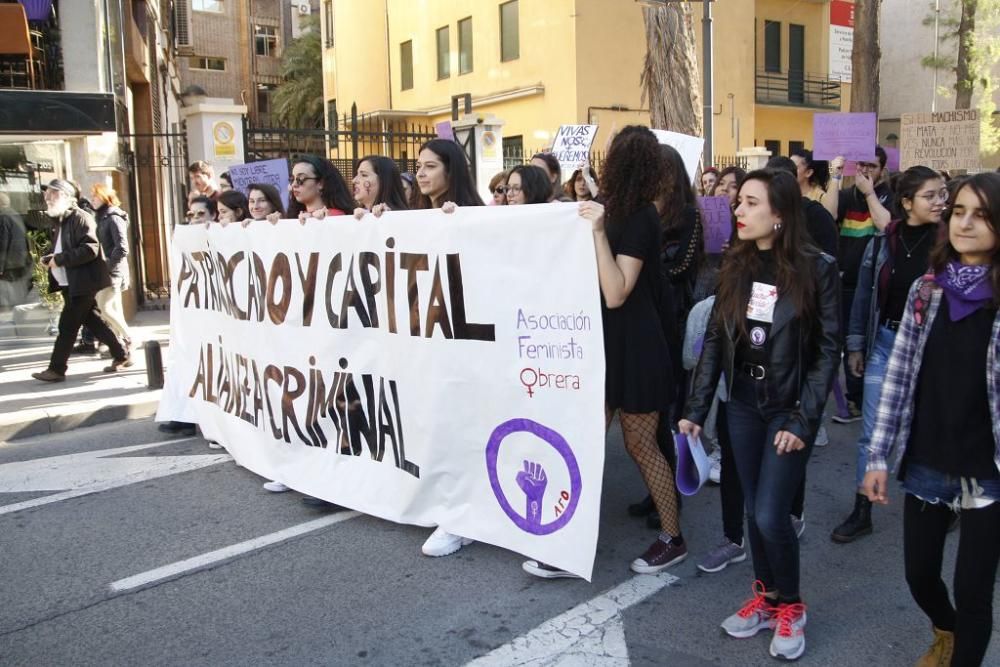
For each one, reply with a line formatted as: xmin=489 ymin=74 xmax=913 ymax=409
xmin=900 ymin=109 xmax=981 ymax=173
xmin=156 ymin=204 xmax=606 ymax=579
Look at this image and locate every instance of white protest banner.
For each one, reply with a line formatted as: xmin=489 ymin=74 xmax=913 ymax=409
xmin=550 ymin=125 xmax=598 ymax=181
xmin=900 ymin=110 xmax=981 ymax=173
xmin=227 ymin=158 xmax=291 ymax=211
xmin=157 ymin=204 xmax=606 ymax=579
xmin=651 ymin=129 xmax=704 ymax=184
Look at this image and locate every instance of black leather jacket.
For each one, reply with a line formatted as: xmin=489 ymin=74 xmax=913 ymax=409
xmin=48 ymin=206 xmax=112 ymax=297
xmin=683 ymin=252 xmax=842 ymax=444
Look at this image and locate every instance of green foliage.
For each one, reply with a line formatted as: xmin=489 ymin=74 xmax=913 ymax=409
xmin=272 ymin=16 xmax=324 ymax=129
xmin=921 ymin=0 xmax=1000 ymax=151
xmin=26 ymin=229 xmax=61 ymax=308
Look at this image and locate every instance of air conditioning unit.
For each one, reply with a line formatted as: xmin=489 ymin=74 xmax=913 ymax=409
xmin=174 ymin=0 xmax=194 ymax=55
xmin=298 ymin=3 xmax=310 ymax=15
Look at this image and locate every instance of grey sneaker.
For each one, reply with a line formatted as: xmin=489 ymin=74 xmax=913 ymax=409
xmin=814 ymin=425 xmax=829 ymax=447
xmin=792 ymin=513 xmax=805 ymax=539
xmin=522 ymin=560 xmax=581 ymax=579
xmin=721 ymin=581 xmax=778 ymax=638
xmin=769 ymin=602 xmax=807 ymax=660
xmin=697 ymin=540 xmax=747 ymax=573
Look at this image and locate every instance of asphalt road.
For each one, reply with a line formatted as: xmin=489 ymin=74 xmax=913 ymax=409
xmin=0 ymin=417 xmax=996 ymax=666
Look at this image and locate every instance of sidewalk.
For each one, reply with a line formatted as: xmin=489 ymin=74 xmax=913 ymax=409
xmin=0 ymin=309 xmax=171 ymax=442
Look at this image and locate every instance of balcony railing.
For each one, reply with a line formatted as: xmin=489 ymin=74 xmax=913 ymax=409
xmin=755 ymin=69 xmax=841 ymax=109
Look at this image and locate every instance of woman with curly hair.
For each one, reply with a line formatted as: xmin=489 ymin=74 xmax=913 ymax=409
xmin=523 ymin=126 xmax=683 ymax=579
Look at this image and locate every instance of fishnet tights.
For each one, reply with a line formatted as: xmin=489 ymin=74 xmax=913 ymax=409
xmin=607 ymin=406 xmax=681 ymax=536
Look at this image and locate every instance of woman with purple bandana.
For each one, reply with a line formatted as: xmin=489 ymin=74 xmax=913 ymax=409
xmin=864 ymin=172 xmax=1000 ymax=667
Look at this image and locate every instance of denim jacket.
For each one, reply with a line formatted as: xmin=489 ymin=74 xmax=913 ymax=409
xmin=866 ymin=276 xmax=1000 ymax=476
xmin=846 ymin=233 xmax=887 ymax=357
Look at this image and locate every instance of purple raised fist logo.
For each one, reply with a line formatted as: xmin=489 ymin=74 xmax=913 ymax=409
xmin=485 ymin=418 xmax=582 ymax=536
xmin=516 ymin=460 xmax=548 ymax=528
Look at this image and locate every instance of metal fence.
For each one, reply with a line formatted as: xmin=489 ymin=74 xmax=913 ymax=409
xmin=244 ymin=103 xmax=438 ymax=177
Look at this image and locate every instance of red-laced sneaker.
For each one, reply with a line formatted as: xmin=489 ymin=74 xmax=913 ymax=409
xmin=720 ymin=580 xmax=777 ymax=638
xmin=769 ymin=602 xmax=808 ymax=661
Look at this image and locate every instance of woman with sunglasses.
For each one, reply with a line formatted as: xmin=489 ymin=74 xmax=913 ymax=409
xmin=488 ymin=170 xmax=509 ymax=206
xmin=832 ymin=166 xmax=947 ymax=544
xmin=186 ymin=196 xmax=218 ymax=224
xmin=863 ymin=172 xmax=1000 ymax=667
xmin=286 ymin=155 xmax=353 ymax=222
xmin=351 ymin=155 xmax=410 ymax=219
xmin=680 ymin=168 xmax=841 ymax=661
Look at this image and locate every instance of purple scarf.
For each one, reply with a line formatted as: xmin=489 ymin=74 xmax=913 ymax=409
xmin=935 ymin=261 xmax=994 ymax=321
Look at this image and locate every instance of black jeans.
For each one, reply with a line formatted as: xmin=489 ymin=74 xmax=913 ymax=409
xmin=48 ymin=291 xmax=126 ymax=374
xmin=904 ymin=494 xmax=1000 ymax=666
xmin=726 ymin=381 xmax=812 ymax=601
xmin=841 ymin=286 xmax=863 ymax=406
xmin=718 ymin=400 xmax=806 ymax=546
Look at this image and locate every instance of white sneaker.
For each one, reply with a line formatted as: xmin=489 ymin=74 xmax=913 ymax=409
xmin=769 ymin=603 xmax=807 ymax=660
xmin=814 ymin=425 xmax=829 ymax=447
xmin=263 ymin=481 xmax=290 ymax=493
xmin=421 ymin=527 xmax=473 ymax=557
xmin=207 ymin=441 xmax=224 ymax=450
xmin=708 ymin=446 xmax=722 ymax=484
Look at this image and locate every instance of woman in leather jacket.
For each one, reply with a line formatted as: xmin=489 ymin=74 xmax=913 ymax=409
xmin=679 ymin=168 xmax=841 ymax=662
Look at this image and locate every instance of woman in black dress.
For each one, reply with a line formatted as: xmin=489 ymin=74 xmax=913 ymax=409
xmin=528 ymin=126 xmax=684 ymax=577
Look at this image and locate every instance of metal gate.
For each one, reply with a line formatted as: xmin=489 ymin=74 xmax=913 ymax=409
xmin=244 ymin=103 xmax=437 ymax=177
xmin=120 ymin=130 xmax=189 ymax=302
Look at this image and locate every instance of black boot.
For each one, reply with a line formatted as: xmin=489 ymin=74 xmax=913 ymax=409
xmin=628 ymin=495 xmax=655 ymax=517
xmin=831 ymin=493 xmax=873 ymax=543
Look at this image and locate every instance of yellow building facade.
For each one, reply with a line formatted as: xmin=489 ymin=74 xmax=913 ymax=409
xmin=320 ymin=0 xmax=853 ymax=166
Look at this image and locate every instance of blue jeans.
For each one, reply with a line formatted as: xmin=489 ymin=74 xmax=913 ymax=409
xmin=726 ymin=384 xmax=812 ymax=600
xmin=902 ymin=462 xmax=1000 ymax=508
xmin=855 ymin=325 xmax=896 ymax=488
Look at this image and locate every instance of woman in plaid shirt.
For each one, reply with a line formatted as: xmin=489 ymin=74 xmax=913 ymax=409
xmin=863 ymin=172 xmax=1000 ymax=667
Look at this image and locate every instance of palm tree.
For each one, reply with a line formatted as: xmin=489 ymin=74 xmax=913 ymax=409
xmin=640 ymin=3 xmax=702 ymax=135
xmin=272 ymin=16 xmax=324 ymax=129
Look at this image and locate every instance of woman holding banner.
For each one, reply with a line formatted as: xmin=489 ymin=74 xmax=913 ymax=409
xmin=679 ymin=168 xmax=841 ymax=661
xmin=524 ymin=126 xmax=685 ymax=579
xmin=351 ymin=155 xmax=410 ymax=218
xmin=287 ymin=155 xmax=353 ymax=221
xmin=243 ymin=183 xmax=284 ymax=225
xmin=413 ymin=138 xmax=484 ymax=557
xmin=505 ymin=165 xmax=552 ymax=206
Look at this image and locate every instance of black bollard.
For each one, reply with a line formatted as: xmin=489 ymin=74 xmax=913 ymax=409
xmin=144 ymin=340 xmax=164 ymax=389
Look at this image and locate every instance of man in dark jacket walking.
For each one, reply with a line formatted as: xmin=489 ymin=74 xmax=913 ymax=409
xmin=32 ymin=179 xmax=130 ymax=382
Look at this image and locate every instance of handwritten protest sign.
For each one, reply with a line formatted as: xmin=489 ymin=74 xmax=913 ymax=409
xmin=227 ymin=159 xmax=290 ymax=210
xmin=157 ymin=204 xmax=605 ymax=580
xmin=812 ymin=112 xmax=877 ymax=162
xmin=697 ymin=195 xmax=733 ymax=254
xmin=900 ymin=110 xmax=981 ymax=172
xmin=651 ymin=129 xmax=704 ymax=184
xmin=551 ymin=125 xmax=598 ymax=181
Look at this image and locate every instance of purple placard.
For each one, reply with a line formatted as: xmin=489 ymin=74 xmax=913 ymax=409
xmin=813 ymin=112 xmax=878 ymax=162
xmin=435 ymin=121 xmax=455 ymax=140
xmin=883 ymin=146 xmax=900 ymax=172
xmin=227 ymin=158 xmax=290 ymax=211
xmin=697 ymin=195 xmax=733 ymax=254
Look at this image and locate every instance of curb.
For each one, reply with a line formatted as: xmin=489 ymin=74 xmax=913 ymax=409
xmin=0 ymin=393 xmax=162 ymax=443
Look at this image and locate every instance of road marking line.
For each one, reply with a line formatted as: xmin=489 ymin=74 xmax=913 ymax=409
xmin=108 ymin=511 xmax=362 ymax=593
xmin=466 ymin=570 xmax=679 ymax=666
xmin=0 ymin=438 xmax=230 ymax=516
